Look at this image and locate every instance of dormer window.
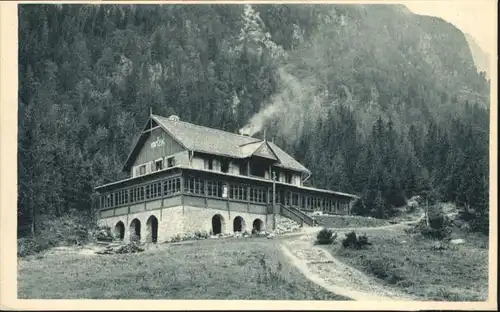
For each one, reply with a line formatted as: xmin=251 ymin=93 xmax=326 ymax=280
xmin=221 ymin=159 xmax=229 ymax=173
xmin=204 ymin=158 xmax=213 ymax=170
xmin=155 ymin=158 xmax=163 ymax=171
xmin=167 ymin=156 xmax=175 ymax=168
xmin=139 ymin=165 xmax=146 ymax=175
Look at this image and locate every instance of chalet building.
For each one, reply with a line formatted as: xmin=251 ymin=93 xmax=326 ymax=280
xmin=95 ymin=114 xmax=359 ymax=243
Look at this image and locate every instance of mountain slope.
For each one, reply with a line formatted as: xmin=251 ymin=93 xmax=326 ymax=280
xmin=464 ymin=32 xmax=491 ymax=79
xmin=18 ymin=4 xmax=489 ymax=234
xmin=245 ymin=4 xmax=489 ymax=141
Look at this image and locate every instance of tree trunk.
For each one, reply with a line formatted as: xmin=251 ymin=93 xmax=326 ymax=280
xmin=425 ymin=198 xmax=429 ymax=227
xmin=31 ymin=202 xmax=37 ymax=236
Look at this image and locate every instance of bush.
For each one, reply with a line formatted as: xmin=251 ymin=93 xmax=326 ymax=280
xmin=420 ymin=226 xmax=450 ymax=240
xmin=470 ymin=216 xmax=489 ymax=235
xmin=418 ymin=205 xmax=452 ymax=239
xmin=428 ymin=213 xmax=446 ymax=230
xmin=342 ymin=231 xmax=372 ymax=249
xmin=171 ymin=234 xmax=182 ymax=242
xmin=363 ymin=259 xmax=404 ymax=285
xmin=194 ymin=230 xmax=210 ymax=239
xmin=315 ymin=228 xmax=337 ymax=245
xmin=18 ymin=214 xmax=96 ymax=257
xmin=95 ymin=226 xmax=113 ymax=241
xmin=18 ymin=236 xmax=51 ymax=257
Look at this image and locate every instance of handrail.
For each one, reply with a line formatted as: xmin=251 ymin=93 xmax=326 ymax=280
xmin=278 ymin=203 xmax=315 ymax=226
xmin=287 ymin=204 xmax=314 ymax=225
xmin=266 ymin=203 xmax=315 ymax=226
xmin=281 ymin=205 xmax=304 ymax=226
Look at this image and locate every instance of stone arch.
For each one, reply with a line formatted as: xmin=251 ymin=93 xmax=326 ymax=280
xmin=211 ymin=214 xmax=225 ymax=235
xmin=146 ymin=215 xmax=159 ymax=243
xmin=252 ymin=218 xmax=264 ymax=232
xmin=114 ymin=221 xmax=125 ymax=240
xmin=233 ymin=216 xmax=246 ymax=233
xmin=130 ymin=218 xmax=141 ymax=243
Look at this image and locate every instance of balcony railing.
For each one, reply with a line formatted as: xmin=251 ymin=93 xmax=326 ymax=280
xmin=98 ymin=171 xmax=352 ymax=217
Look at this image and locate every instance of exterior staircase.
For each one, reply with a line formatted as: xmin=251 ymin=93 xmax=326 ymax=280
xmin=276 ymin=203 xmax=315 ymax=227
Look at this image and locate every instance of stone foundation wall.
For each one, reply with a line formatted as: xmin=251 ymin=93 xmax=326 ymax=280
xmin=98 ymin=204 xmax=269 ymax=244
xmin=98 ymin=206 xmax=184 ymax=244
xmin=182 ymin=205 xmax=268 ymax=234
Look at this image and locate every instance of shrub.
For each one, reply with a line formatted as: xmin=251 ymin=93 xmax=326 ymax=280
xmin=470 ymin=216 xmax=489 ymax=235
xmin=364 ymin=259 xmax=404 ymax=284
xmin=171 ymin=234 xmax=182 ymax=242
xmin=192 ymin=230 xmax=210 ymax=239
xmin=95 ymin=226 xmax=113 ymax=241
xmin=315 ymin=228 xmax=337 ymax=245
xmin=419 ymin=205 xmax=452 ymax=239
xmin=342 ymin=231 xmax=357 ymax=248
xmin=420 ymin=226 xmax=450 ymax=239
xmin=428 ymin=213 xmax=446 ymax=230
xmin=358 ymin=233 xmax=370 ymax=246
xmin=196 ymin=230 xmax=210 ymax=239
xmin=18 ymin=214 xmax=95 ymax=257
xmin=342 ymin=231 xmax=371 ymax=249
xmin=18 ymin=236 xmax=51 ymax=257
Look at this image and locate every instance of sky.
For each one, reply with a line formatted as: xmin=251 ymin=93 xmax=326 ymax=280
xmin=403 ymin=0 xmax=497 ymax=55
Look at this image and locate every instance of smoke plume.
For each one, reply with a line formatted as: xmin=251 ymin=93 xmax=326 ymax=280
xmin=239 ymin=66 xmax=328 ymax=143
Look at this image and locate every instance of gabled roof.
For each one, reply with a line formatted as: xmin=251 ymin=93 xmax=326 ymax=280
xmin=123 ymin=114 xmax=311 ymax=174
xmin=267 ymin=142 xmax=310 ymax=173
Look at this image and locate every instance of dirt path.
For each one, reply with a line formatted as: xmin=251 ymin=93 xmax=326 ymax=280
xmin=280 ymin=228 xmax=418 ymax=301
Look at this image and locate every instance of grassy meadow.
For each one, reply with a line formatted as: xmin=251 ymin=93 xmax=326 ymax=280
xmin=18 ymin=236 xmax=349 ymax=300
xmin=331 ymin=226 xmax=489 ymax=301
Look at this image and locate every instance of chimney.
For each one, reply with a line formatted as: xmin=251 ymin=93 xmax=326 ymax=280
xmin=168 ymin=115 xmax=180 ymax=122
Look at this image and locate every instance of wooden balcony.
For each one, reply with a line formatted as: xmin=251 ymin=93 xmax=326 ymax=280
xmin=96 ymin=166 xmax=356 ymax=220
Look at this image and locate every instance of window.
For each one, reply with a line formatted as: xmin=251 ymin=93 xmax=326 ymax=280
xmin=230 ymin=184 xmax=247 ymax=201
xmin=162 ymin=177 xmax=180 ymax=196
xmin=175 ymin=178 xmax=181 ymax=193
xmin=249 ymin=187 xmax=266 ymax=203
xmin=139 ymin=165 xmax=146 ymax=175
xmin=155 ymin=159 xmax=163 ymax=171
xmin=275 ymin=191 xmax=281 ymax=204
xmin=239 ymin=162 xmax=248 ymax=175
xmin=207 ymin=180 xmax=222 ymax=197
xmin=207 ymin=181 xmax=216 ymax=196
xmin=221 ymin=159 xmax=229 ymax=173
xmin=150 ymin=182 xmax=159 ymax=199
xmin=139 ymin=186 xmax=145 ymax=201
xmin=166 ymin=157 xmax=175 ymax=168
xmin=285 ymin=173 xmax=292 ymax=184
xmin=130 ymin=189 xmax=136 ymax=203
xmin=292 ymin=193 xmax=299 ymax=206
xmin=164 ymin=179 xmax=172 ymax=196
xmin=185 ymin=177 xmax=205 ymax=195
